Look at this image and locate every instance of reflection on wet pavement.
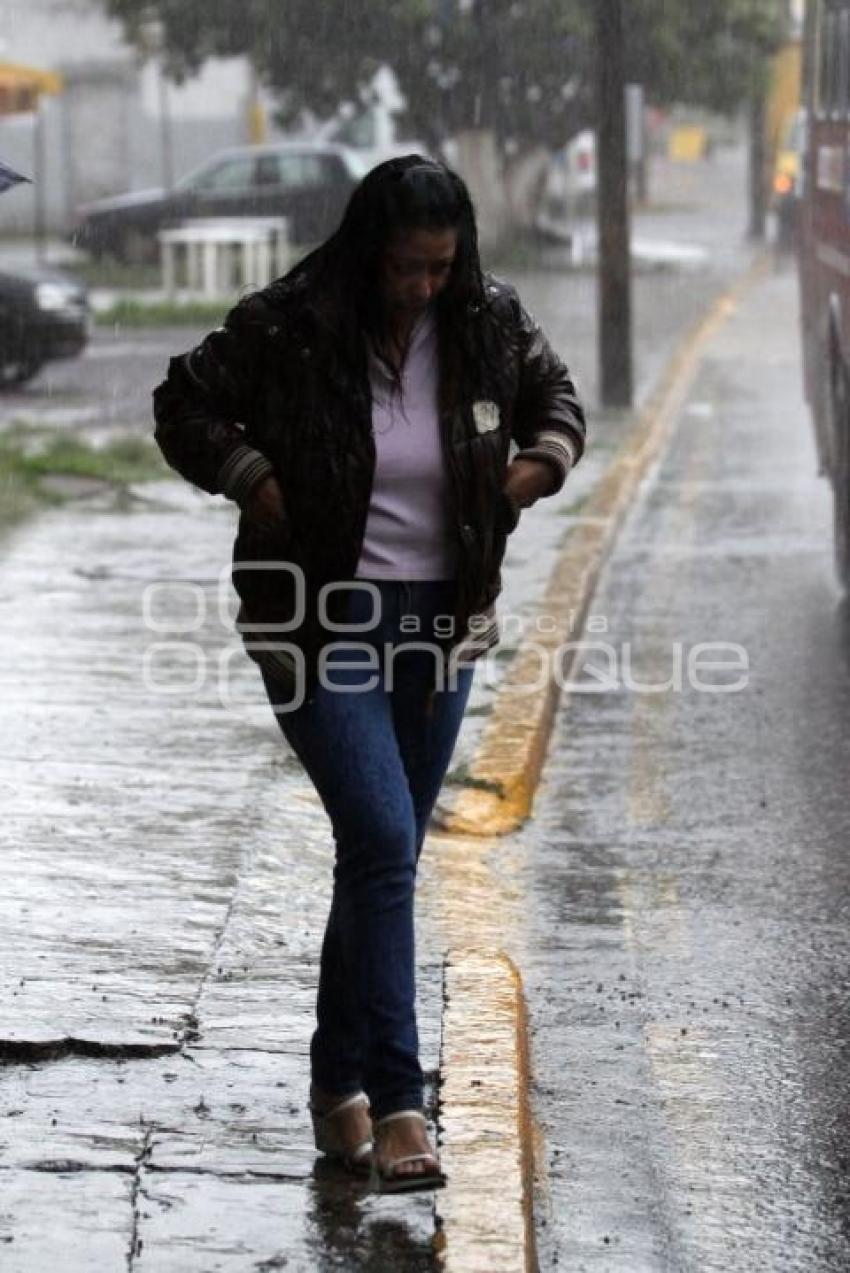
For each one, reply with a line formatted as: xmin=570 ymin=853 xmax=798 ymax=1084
xmin=523 ymin=271 xmax=850 ymax=1269
xmin=0 ymin=498 xmax=441 ymax=1267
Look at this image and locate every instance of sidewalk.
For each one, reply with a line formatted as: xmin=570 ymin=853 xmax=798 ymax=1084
xmin=0 ymin=148 xmax=758 ymax=1271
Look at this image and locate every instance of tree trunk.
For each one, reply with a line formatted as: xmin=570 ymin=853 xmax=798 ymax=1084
xmin=450 ymin=130 xmax=510 ymax=252
xmin=596 ymin=0 xmax=633 ymax=408
xmin=449 ymin=133 xmax=551 ymax=251
xmin=503 ymin=145 xmax=550 ymax=232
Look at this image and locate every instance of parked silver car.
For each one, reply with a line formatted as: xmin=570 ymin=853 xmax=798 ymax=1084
xmin=72 ymin=141 xmax=369 ymax=263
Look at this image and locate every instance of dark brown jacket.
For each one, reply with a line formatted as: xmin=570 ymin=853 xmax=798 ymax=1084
xmin=153 ymin=272 xmax=586 ymax=689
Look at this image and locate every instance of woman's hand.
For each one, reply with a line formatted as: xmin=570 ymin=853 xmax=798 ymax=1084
xmin=243 ymin=475 xmax=286 ymax=527
xmin=502 ymin=457 xmax=557 ymax=510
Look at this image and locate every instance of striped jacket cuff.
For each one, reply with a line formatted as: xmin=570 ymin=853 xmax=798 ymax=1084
xmin=516 ymin=428 xmax=580 ymax=494
xmin=452 ymin=606 xmax=500 ymax=664
xmin=219 ymin=445 xmax=275 ymax=506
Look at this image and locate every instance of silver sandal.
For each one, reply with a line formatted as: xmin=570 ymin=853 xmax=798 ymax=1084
xmin=309 ymin=1089 xmax=374 ymax=1176
xmin=370 ymin=1109 xmax=446 ymax=1193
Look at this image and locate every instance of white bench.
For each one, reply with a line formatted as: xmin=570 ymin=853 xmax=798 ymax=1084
xmin=158 ymin=217 xmax=290 ymax=299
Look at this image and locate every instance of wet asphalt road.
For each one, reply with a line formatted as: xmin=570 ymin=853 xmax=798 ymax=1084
xmin=0 ymin=148 xmax=751 ymax=434
xmin=0 ymin=264 xmax=729 ymax=435
xmin=521 ymin=266 xmax=850 ymax=1270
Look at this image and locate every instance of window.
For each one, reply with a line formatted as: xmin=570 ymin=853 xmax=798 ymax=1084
xmin=255 ymin=153 xmax=333 ymax=190
xmin=190 ymin=156 xmax=257 ymax=193
xmin=838 ymin=8 xmax=850 ymax=115
xmin=837 ymin=7 xmax=847 ymax=115
xmin=817 ymin=2 xmax=837 ymax=115
xmin=827 ymin=9 xmax=837 ymax=113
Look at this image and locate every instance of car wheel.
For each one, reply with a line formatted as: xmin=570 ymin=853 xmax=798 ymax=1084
xmin=0 ymin=354 xmax=43 ymax=389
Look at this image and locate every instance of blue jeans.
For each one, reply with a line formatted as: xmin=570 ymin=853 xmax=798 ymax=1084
xmin=261 ymin=581 xmax=474 ymax=1119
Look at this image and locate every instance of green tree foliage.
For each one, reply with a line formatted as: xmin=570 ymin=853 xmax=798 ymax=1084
xmin=105 ymin=0 xmax=390 ymax=119
xmin=623 ymin=0 xmax=788 ymax=112
xmin=103 ymin=0 xmax=789 ymax=150
xmin=104 ymin=0 xmax=589 ymax=150
xmin=390 ymin=0 xmax=591 ymax=150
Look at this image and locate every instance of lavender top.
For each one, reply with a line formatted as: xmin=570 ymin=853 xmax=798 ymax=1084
xmin=355 ymin=310 xmax=457 ymax=580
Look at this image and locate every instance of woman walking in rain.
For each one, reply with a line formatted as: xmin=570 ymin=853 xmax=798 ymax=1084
xmin=153 ymin=156 xmax=585 ymax=1191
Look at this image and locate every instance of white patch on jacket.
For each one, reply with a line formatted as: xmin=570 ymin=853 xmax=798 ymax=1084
xmin=472 ymin=400 xmax=500 ymax=434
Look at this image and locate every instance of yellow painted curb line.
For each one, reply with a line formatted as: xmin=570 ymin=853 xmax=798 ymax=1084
xmin=435 ymin=948 xmax=536 ymax=1273
xmin=432 ymin=255 xmax=769 ymax=1273
xmin=443 ymin=255 xmax=770 ymax=838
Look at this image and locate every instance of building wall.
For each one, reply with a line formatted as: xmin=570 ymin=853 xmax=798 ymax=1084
xmin=0 ymin=0 xmax=265 ymax=235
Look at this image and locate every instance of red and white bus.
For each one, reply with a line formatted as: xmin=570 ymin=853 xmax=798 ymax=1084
xmin=797 ymin=0 xmax=850 ymax=586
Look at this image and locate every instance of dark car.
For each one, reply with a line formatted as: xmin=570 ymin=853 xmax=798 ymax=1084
xmin=0 ymin=265 xmax=90 ymax=387
xmin=71 ymin=141 xmax=369 ymax=263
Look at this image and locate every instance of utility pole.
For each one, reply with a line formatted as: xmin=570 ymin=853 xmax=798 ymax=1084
xmin=595 ymin=0 xmax=633 ymax=408
xmin=157 ymin=59 xmax=174 ymax=192
xmin=247 ymin=61 xmax=267 ymax=145
xmin=140 ymin=12 xmax=174 ymax=192
xmin=747 ymin=89 xmax=767 ymax=241
xmin=33 ymin=98 xmax=47 ymax=264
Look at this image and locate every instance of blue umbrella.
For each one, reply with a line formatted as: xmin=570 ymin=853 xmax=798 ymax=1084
xmin=0 ymin=159 xmax=30 ymax=193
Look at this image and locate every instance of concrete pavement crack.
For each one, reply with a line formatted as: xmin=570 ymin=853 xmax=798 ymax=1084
xmin=0 ymin=1038 xmax=181 ymax=1062
xmin=127 ymin=1122 xmax=153 ymax=1272
xmin=18 ymin=1160 xmax=305 ymax=1184
xmin=29 ymin=1160 xmax=136 ymax=1174
xmin=0 ymin=836 xmax=262 ymax=1065
xmin=178 ymin=838 xmax=262 ymax=1052
xmin=144 ymin=1164 xmax=305 ymax=1183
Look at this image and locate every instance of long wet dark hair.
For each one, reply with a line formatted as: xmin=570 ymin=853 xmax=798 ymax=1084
xmin=276 ymin=154 xmax=486 ymax=411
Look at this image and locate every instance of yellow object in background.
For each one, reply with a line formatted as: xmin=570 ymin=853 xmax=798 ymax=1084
xmin=766 ymin=41 xmax=802 ymax=165
xmin=668 ymin=126 xmax=708 ymax=163
xmin=771 ymin=109 xmax=804 ymax=203
xmin=0 ymin=62 xmax=62 ymax=117
xmin=248 ymin=100 xmax=267 ymax=145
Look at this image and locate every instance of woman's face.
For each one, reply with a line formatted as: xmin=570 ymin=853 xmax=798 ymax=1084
xmin=380 ymin=226 xmax=458 ymax=324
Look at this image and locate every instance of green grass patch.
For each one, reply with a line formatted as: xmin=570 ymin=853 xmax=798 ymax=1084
xmin=95 ymin=299 xmax=228 ymax=328
xmin=558 ymin=491 xmax=590 ymax=517
xmin=462 ymin=702 xmax=492 ymax=717
xmin=490 ymin=643 xmax=520 ymax=663
xmin=0 ymin=425 xmax=167 ymax=515
xmin=443 ymin=763 xmax=505 ymax=794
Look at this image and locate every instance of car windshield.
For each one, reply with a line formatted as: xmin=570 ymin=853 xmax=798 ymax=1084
xmin=255 ymin=153 xmax=328 ymax=189
xmin=173 ymin=162 xmax=211 ymax=192
xmin=343 ymin=150 xmax=371 ymax=181
xmin=185 ymin=156 xmax=257 ymax=192
xmin=172 ymin=158 xmax=235 ymax=192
